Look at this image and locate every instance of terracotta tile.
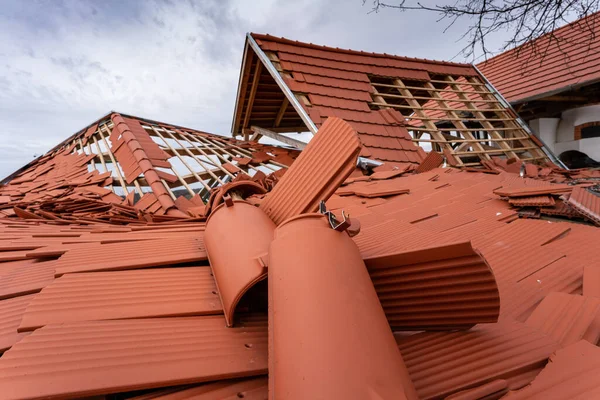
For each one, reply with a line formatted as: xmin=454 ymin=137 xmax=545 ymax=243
xmin=0 ymin=294 xmax=35 ymax=352
xmin=18 ymin=267 xmax=221 ymax=331
xmin=415 ymin=151 xmax=444 ymax=173
xmin=525 ymin=292 xmax=600 ymax=347
xmin=478 ymin=12 xmax=600 ymax=103
xmin=503 ymin=340 xmax=600 ymax=399
xmin=397 ymin=319 xmax=559 ymax=399
xmin=0 ymin=316 xmax=267 ymax=399
xmin=364 ymin=240 xmax=499 ymax=329
xmin=567 ymin=186 xmax=600 ymax=226
xmin=260 ymin=117 xmax=361 ymax=224
xmin=53 ymin=236 xmax=207 ymax=276
xmin=205 ymin=201 xmax=274 ymax=326
xmin=269 ymin=214 xmax=418 ymax=400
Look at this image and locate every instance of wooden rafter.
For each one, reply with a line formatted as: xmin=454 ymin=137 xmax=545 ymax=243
xmin=251 ymin=126 xmax=306 ymax=149
xmin=243 ymin=61 xmax=263 ymax=130
xmin=369 ymin=74 xmax=550 ymax=165
xmin=274 ymin=98 xmax=289 ymax=128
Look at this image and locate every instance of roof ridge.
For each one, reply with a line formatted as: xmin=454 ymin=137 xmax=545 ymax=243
xmin=250 ymin=32 xmax=474 ymax=69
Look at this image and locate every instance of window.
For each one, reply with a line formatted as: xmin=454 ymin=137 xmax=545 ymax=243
xmin=575 ymin=122 xmax=600 ymax=140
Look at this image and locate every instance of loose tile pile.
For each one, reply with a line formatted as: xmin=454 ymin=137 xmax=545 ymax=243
xmin=1 ymin=40 xmax=600 ymax=400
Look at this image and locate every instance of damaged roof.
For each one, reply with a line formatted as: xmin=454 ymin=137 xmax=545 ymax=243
xmin=1 ymin=35 xmax=600 ymax=400
xmin=232 ymin=33 xmax=557 ymax=168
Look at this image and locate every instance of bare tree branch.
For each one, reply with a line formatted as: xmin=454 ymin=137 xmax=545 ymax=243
xmin=363 ymin=0 xmax=600 ymax=63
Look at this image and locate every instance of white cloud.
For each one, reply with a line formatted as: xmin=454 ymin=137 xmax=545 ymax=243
xmin=0 ymin=0 xmax=508 ymax=178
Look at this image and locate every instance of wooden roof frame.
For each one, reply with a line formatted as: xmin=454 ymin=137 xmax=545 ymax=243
xmin=232 ymin=33 xmax=564 ymax=167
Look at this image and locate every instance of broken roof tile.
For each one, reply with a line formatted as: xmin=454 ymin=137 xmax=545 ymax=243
xmin=364 ymin=240 xmax=500 ymax=330
xmin=397 ymin=319 xmax=559 ymax=399
xmin=0 ymin=316 xmax=267 ymax=400
xmin=525 ymin=292 xmax=600 ymax=347
xmin=502 ymin=340 xmax=600 ymax=399
xmin=259 ymin=117 xmax=361 ymax=224
xmin=53 ymin=236 xmax=206 ymax=276
xmin=18 ymin=267 xmax=221 ymax=331
xmin=567 ymin=186 xmax=600 ymax=226
xmin=0 ymin=294 xmax=34 ymax=352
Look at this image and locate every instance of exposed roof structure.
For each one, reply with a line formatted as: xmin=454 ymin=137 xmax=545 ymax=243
xmin=0 ymin=112 xmax=298 ymax=222
xmin=232 ymin=33 xmax=558 ymax=168
xmin=2 ymin=33 xmax=600 ymax=400
xmin=478 ymin=12 xmax=600 ymax=110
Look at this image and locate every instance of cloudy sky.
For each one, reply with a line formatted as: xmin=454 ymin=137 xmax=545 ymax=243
xmin=0 ymin=0 xmax=520 ymax=178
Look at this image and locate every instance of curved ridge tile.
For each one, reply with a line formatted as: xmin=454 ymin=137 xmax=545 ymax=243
xmin=205 ymin=201 xmax=275 ymax=327
xmin=269 ymin=213 xmax=418 ymax=400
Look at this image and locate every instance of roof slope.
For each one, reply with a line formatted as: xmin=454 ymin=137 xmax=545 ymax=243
xmin=477 ymin=12 xmax=600 ymax=103
xmin=237 ymin=34 xmax=550 ymax=167
xmin=0 ymin=112 xmax=298 ymax=223
xmin=251 ymin=34 xmax=480 ymax=164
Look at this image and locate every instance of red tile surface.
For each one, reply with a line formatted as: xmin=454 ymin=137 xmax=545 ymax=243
xmin=502 ymin=340 xmax=600 ymax=399
xmin=128 ymin=377 xmax=268 ymax=400
xmin=0 ymin=316 xmax=267 ymax=400
xmin=1 ymin=106 xmax=600 ymax=399
xmin=567 ymin=186 xmax=600 ymax=226
xmin=252 ymin=34 xmax=452 ymax=164
xmin=0 ymin=295 xmax=34 ymax=352
xmin=0 ymin=260 xmax=54 ymax=300
xmin=494 ymin=184 xmax=573 ymax=197
xmin=269 ymin=214 xmax=418 ymax=400
xmin=18 ymin=267 xmax=221 ymax=331
xmin=364 ymin=241 xmax=500 ymax=330
xmin=205 ymin=201 xmax=274 ymax=326
xmin=509 ymin=195 xmax=556 ymax=207
xmin=478 ymin=12 xmax=600 ymax=103
xmin=397 ymin=319 xmax=559 ymax=399
xmin=415 ymin=151 xmax=444 ymax=173
xmin=260 ymin=117 xmax=361 ymax=224
xmin=584 ymin=265 xmax=600 ymax=297
xmin=525 ymin=292 xmax=600 ymax=347
xmin=53 ymin=236 xmax=206 ymax=276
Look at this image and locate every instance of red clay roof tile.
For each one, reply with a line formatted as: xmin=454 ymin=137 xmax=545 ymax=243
xmin=18 ymin=267 xmax=221 ymax=331
xmin=0 ymin=294 xmax=34 ymax=352
xmin=525 ymin=292 xmax=600 ymax=347
xmin=259 ymin=117 xmax=361 ymax=224
xmin=397 ymin=319 xmax=559 ymax=399
xmin=502 ymin=340 xmax=600 ymax=399
xmin=567 ymin=186 xmax=600 ymax=226
xmin=0 ymin=316 xmax=267 ymax=399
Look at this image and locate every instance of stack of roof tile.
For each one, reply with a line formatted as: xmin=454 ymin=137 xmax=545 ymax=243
xmin=1 ymin=115 xmax=600 ymax=397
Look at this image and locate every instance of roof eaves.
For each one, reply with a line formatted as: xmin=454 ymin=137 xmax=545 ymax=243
xmin=246 ymin=33 xmax=318 ymax=134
